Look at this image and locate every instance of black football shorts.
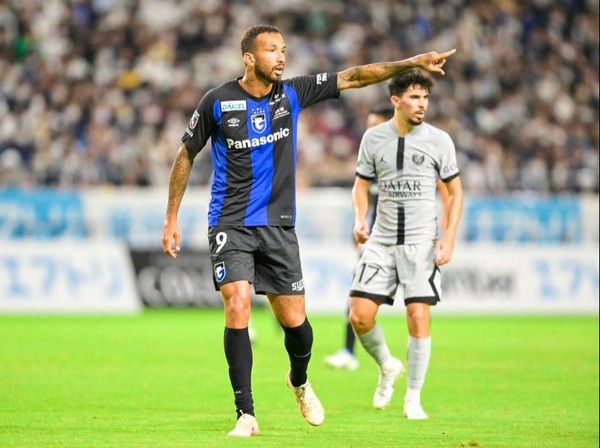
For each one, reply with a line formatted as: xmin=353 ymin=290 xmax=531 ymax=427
xmin=207 ymin=226 xmax=305 ymax=296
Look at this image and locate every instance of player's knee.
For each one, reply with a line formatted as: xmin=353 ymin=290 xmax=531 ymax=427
xmin=349 ymin=308 xmax=372 ymax=335
xmin=224 ymin=295 xmax=250 ymax=322
xmin=407 ymin=303 xmax=430 ymax=321
xmin=407 ymin=308 xmax=424 ymax=322
xmin=278 ymin=310 xmax=306 ymax=328
xmin=406 ymin=309 xmax=430 ymax=337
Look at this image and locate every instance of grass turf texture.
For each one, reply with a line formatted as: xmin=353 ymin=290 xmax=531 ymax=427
xmin=0 ymin=309 xmax=597 ymax=448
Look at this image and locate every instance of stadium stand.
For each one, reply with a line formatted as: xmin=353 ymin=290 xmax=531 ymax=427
xmin=0 ymin=0 xmax=598 ymax=193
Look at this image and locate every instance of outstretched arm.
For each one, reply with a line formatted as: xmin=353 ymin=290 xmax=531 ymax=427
xmin=337 ymin=49 xmax=456 ymax=91
xmin=161 ymin=143 xmax=195 ymax=258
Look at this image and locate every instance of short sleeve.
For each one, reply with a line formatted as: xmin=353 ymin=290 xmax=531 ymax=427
xmin=437 ymin=131 xmax=460 ymax=182
xmin=283 ymin=73 xmax=340 ymax=109
xmin=181 ymin=92 xmax=217 ymax=155
xmin=355 ymin=132 xmax=376 ymax=180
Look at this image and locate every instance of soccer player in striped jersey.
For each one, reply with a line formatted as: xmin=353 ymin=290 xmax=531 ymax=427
xmin=161 ymin=24 xmax=456 ymax=436
xmin=348 ymin=69 xmax=464 ymax=419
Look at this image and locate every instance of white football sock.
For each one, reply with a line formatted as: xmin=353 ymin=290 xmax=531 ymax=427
xmin=406 ymin=335 xmax=431 ymax=400
xmin=358 ymin=324 xmax=391 ymax=366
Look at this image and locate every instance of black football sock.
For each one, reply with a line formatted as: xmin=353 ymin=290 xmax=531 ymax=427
xmin=344 ymin=318 xmax=356 ymax=354
xmin=224 ymin=327 xmax=254 ymax=418
xmin=281 ymin=318 xmax=313 ymax=387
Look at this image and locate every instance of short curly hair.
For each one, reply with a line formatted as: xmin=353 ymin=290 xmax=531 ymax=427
xmin=388 ymin=69 xmax=434 ymax=97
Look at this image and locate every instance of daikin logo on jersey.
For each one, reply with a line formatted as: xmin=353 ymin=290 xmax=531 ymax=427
xmin=226 ymin=127 xmax=291 ymax=149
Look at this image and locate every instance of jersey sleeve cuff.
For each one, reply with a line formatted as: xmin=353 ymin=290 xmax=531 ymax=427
xmin=441 ymin=171 xmax=460 ymax=183
xmin=356 ymin=172 xmax=375 ymax=181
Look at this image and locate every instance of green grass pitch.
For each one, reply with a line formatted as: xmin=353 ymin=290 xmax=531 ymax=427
xmin=1 ymin=309 xmax=598 ymax=448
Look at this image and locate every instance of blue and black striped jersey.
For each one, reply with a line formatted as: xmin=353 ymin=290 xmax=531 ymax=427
xmin=182 ymin=73 xmax=339 ymax=227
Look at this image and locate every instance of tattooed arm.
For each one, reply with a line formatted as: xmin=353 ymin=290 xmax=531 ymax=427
xmin=337 ymin=49 xmax=456 ymax=91
xmin=161 ymin=143 xmax=195 ymax=258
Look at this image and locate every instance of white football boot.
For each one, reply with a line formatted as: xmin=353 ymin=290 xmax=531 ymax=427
xmin=227 ymin=413 xmax=259 ymax=437
xmin=373 ymin=357 xmax=404 ymax=409
xmin=404 ymin=400 xmax=429 ymax=420
xmin=286 ymin=373 xmax=325 ymax=426
xmin=324 ymin=349 xmax=359 ymax=371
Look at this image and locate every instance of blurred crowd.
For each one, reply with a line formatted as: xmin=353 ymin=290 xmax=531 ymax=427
xmin=0 ymin=0 xmax=598 ymax=194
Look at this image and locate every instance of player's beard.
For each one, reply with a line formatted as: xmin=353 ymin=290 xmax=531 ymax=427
xmin=409 ymin=112 xmax=425 ymax=126
xmin=255 ymin=61 xmax=282 ymax=83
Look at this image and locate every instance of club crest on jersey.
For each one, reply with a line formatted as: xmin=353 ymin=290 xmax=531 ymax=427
xmin=412 ymin=153 xmax=425 ymax=165
xmin=250 ymin=109 xmax=267 ymax=134
xmin=214 ymin=262 xmax=226 ymax=283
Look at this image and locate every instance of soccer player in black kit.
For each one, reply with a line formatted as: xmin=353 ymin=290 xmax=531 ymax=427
xmin=161 ymin=24 xmax=455 ymax=437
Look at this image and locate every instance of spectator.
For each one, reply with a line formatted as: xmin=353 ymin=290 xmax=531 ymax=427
xmin=0 ymin=0 xmax=598 ymax=194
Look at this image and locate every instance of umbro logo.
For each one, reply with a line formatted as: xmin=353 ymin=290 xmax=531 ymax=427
xmin=227 ymin=117 xmax=241 ymax=127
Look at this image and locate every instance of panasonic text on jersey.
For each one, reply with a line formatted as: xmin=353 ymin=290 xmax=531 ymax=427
xmin=226 ymin=128 xmax=291 ymax=149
